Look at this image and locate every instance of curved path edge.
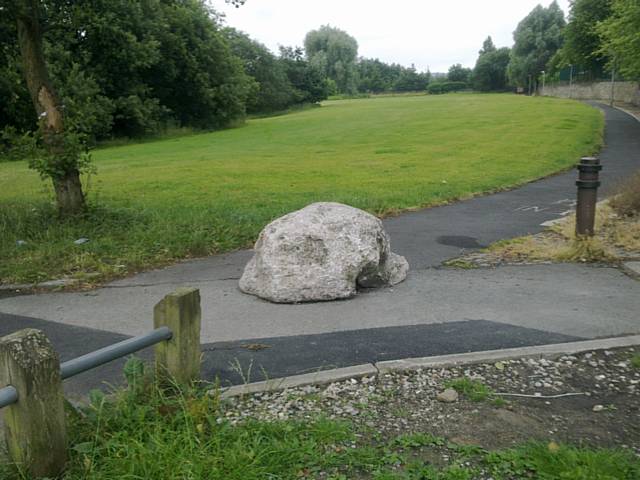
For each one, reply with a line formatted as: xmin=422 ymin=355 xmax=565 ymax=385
xmin=1 ymin=101 xmax=639 ymax=396
xmin=217 ymin=334 xmax=640 ymax=399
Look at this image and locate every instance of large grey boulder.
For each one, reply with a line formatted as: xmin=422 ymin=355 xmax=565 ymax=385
xmin=239 ymin=202 xmax=409 ymax=303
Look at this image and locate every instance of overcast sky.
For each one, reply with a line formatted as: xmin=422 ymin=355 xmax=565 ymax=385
xmin=217 ymin=0 xmax=570 ymax=73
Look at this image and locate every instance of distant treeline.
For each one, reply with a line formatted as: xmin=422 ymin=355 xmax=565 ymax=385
xmin=472 ymin=0 xmax=640 ymax=93
xmin=0 ymin=2 xmax=432 ymax=145
xmin=2 ymin=0 xmax=638 ymax=145
xmin=0 ymin=1 xmax=333 ymax=143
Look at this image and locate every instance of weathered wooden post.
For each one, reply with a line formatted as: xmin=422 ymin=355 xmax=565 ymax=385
xmin=0 ymin=329 xmax=67 ymax=477
xmin=153 ymin=288 xmax=202 ymax=385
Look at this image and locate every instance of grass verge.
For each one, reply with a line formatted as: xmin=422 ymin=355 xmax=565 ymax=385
xmin=0 ymin=94 xmax=603 ymax=284
xmin=1 ymin=371 xmax=637 ymax=480
xmin=484 ymin=202 xmax=639 ymax=265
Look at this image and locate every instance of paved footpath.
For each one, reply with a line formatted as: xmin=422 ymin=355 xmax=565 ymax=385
xmin=1 ymin=103 xmax=639 ymax=397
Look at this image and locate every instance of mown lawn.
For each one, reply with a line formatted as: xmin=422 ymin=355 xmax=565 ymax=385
xmin=0 ymin=94 xmax=603 ymax=284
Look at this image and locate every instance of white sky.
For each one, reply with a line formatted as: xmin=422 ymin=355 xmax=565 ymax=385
xmin=216 ymin=0 xmax=570 ymax=73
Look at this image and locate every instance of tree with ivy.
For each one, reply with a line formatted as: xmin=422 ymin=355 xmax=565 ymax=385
xmin=3 ymin=0 xmax=87 ymax=215
xmin=0 ymin=0 xmax=250 ymax=216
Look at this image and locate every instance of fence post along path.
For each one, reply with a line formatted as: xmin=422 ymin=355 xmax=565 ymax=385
xmin=0 ymin=329 xmax=67 ymax=478
xmin=154 ymin=287 xmax=202 ymax=386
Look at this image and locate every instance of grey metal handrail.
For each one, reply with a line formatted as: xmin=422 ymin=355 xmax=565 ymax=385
xmin=0 ymin=385 xmax=18 ymax=409
xmin=0 ymin=326 xmax=173 ymax=409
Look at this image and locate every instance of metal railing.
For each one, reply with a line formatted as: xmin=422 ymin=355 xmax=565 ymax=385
xmin=0 ymin=384 xmax=17 ymax=409
xmin=0 ymin=288 xmax=201 ymax=477
xmin=0 ymin=326 xmax=173 ymax=409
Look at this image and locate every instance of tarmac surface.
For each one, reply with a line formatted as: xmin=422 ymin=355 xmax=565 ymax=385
xmin=1 ymin=102 xmax=639 ymax=394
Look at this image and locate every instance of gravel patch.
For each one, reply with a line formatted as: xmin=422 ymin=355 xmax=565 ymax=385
xmin=218 ymin=347 xmax=640 ymax=451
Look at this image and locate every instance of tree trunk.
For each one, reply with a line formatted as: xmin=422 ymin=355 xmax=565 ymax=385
xmin=53 ymin=171 xmax=86 ymax=215
xmin=16 ymin=0 xmax=85 ymax=215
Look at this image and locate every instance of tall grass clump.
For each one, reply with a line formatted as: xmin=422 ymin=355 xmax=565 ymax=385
xmin=610 ymin=172 xmax=640 ymax=217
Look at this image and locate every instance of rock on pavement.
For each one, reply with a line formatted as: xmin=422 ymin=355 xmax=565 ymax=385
xmin=239 ymin=202 xmax=409 ymax=303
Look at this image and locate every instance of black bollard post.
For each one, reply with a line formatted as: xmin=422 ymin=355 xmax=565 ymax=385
xmin=575 ymin=156 xmax=602 ymax=236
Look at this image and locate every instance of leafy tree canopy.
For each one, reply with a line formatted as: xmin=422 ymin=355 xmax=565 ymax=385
xmin=0 ymin=0 xmax=253 ymax=140
xmin=479 ymin=36 xmax=497 ymax=56
xmin=473 ymin=47 xmax=511 ymax=92
xmin=304 ymin=25 xmax=359 ymax=94
xmin=598 ymin=0 xmax=640 ymax=79
xmin=278 ymin=46 xmax=331 ymax=104
xmin=508 ymin=1 xmax=566 ymax=87
xmin=557 ymin=0 xmax=612 ymax=74
xmin=447 ymin=64 xmax=472 ymax=83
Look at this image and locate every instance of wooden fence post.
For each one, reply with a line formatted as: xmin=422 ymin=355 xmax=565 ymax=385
xmin=153 ymin=288 xmax=201 ymax=385
xmin=0 ymin=329 xmax=67 ymax=477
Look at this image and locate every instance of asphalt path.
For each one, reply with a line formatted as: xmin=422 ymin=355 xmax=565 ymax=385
xmin=1 ymin=102 xmax=639 ymax=395
xmin=385 ymin=102 xmax=640 ymax=268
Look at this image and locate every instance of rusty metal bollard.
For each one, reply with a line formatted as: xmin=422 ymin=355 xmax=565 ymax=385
xmin=575 ymin=156 xmax=602 ymax=236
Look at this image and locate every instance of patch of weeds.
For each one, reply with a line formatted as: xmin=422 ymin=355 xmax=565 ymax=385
xmin=486 ymin=202 xmax=640 ymax=264
xmin=401 ymin=462 xmax=479 ymax=479
xmin=446 ymin=378 xmax=494 ymax=402
xmin=303 ymin=392 xmax=323 ymax=403
xmin=392 ymin=406 xmax=411 ymax=418
xmin=483 ymin=442 xmax=640 ymax=479
xmin=442 ymin=259 xmax=478 ymax=269
xmin=613 ymin=219 xmax=640 ymax=252
xmin=485 ymin=233 xmax=566 ymax=263
xmin=227 ymin=358 xmax=255 ymax=385
xmin=486 ymin=236 xmax=528 ymax=251
xmin=555 ymin=236 xmax=615 ymax=263
xmin=491 ymin=397 xmax=508 ymax=408
xmin=381 ymin=386 xmax=400 ymax=399
xmin=610 ymin=172 xmax=640 ymax=217
xmin=631 ymin=354 xmax=640 ymax=369
xmin=392 ymin=433 xmax=446 ymax=449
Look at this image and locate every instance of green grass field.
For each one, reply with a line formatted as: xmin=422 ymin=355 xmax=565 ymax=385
xmin=0 ymin=94 xmax=603 ymax=284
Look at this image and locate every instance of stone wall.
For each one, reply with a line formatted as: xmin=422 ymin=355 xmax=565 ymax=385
xmin=542 ymin=81 xmax=640 ymax=106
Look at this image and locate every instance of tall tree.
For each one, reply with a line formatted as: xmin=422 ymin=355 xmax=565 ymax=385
xmin=393 ymin=64 xmax=430 ymax=92
xmin=144 ymin=0 xmax=252 ymax=131
xmin=1 ymin=0 xmax=253 ymax=141
xmin=304 ymin=25 xmax=359 ymax=94
xmin=473 ymin=47 xmax=511 ymax=92
xmin=278 ymin=46 xmax=330 ymax=104
xmin=224 ymin=28 xmax=292 ymax=113
xmin=447 ymin=63 xmax=472 ymax=83
xmin=357 ymin=58 xmax=394 ymax=93
xmin=7 ymin=0 xmax=86 ymax=215
xmin=479 ymin=36 xmax=497 ymax=56
xmin=598 ymin=0 xmax=640 ymax=79
xmin=508 ymin=1 xmax=566 ymax=88
xmin=558 ymin=0 xmax=612 ymax=75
